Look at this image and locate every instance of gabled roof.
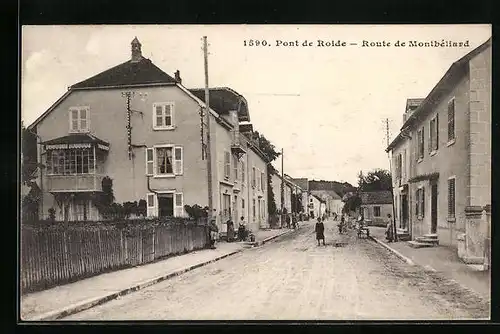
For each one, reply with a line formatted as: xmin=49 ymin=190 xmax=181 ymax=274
xmin=360 ymin=191 xmax=393 ymax=205
xmin=70 ymin=57 xmax=177 ymax=89
xmin=401 ymin=37 xmax=491 ymax=131
xmin=189 ymin=87 xmax=250 ymax=122
xmin=405 ymin=98 xmax=425 ymax=111
xmin=311 ymin=189 xmax=342 ymax=200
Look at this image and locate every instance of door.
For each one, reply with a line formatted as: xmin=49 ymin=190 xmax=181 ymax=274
xmin=402 ymin=194 xmax=408 ymax=230
xmin=158 ymin=194 xmax=174 ymax=218
xmin=233 ymin=195 xmax=238 ymax=223
xmin=431 ymin=183 xmax=438 ymax=234
xmin=222 ymin=194 xmax=231 ymax=221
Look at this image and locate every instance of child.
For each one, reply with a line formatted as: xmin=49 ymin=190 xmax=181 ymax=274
xmin=315 ymin=217 xmax=325 ymax=246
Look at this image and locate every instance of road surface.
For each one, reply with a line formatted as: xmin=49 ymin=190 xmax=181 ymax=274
xmin=64 ymin=219 xmax=489 ymax=321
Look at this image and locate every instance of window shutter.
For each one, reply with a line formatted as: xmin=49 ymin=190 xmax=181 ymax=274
xmin=241 ymin=161 xmax=245 ymax=183
xmin=415 ymin=190 xmax=419 ymax=216
xmin=435 ymin=114 xmax=439 ymax=150
xmin=174 ymin=146 xmax=183 ymax=175
xmin=448 ymin=99 xmax=455 ymax=141
xmin=233 ymin=156 xmax=238 ymax=180
xmin=428 ymin=122 xmax=432 ymax=152
xmin=421 ymin=187 xmax=425 ymax=218
xmin=224 ymin=151 xmax=230 ymax=178
xmin=147 ymin=193 xmax=157 ymax=217
xmin=421 ymin=127 xmax=424 ymax=158
xmin=146 ymin=148 xmax=154 ymax=175
xmin=174 ymin=193 xmax=184 ymax=217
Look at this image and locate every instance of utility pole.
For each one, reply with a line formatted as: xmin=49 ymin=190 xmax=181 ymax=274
xmin=203 ymin=36 xmax=213 ymax=217
xmin=386 ymin=118 xmax=398 ymax=242
xmin=280 ymin=148 xmax=284 ymax=227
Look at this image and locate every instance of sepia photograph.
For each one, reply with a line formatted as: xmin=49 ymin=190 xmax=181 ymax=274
xmin=20 ymin=24 xmax=491 ymax=321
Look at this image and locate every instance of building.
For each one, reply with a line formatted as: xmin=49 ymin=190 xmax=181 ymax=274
xmin=386 ymin=38 xmax=491 ymax=261
xmin=359 ymin=191 xmax=393 ymax=226
xmin=310 ymin=189 xmax=343 ymax=216
xmin=308 ymin=194 xmax=324 ymax=219
xmin=27 ymin=38 xmax=270 ymax=234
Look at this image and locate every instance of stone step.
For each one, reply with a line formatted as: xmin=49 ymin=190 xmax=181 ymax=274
xmin=408 ymin=241 xmax=435 ymax=248
xmin=397 ymin=234 xmax=411 ymax=241
xmin=423 ymin=233 xmax=439 ymax=239
xmin=415 ymin=237 xmax=439 ymax=244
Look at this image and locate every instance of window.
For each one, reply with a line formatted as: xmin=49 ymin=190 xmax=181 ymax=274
xmin=448 ymin=98 xmax=455 ymax=141
xmin=396 ymin=154 xmax=402 ymax=179
xmin=417 ymin=127 xmax=424 ymax=160
xmin=429 ymin=115 xmax=439 ymax=152
xmin=448 ymin=177 xmax=456 ymax=218
xmin=242 ymin=198 xmax=245 ymax=209
xmin=403 ymin=150 xmax=406 ymax=179
xmin=224 ymin=151 xmax=231 ymax=179
xmin=46 ymin=149 xmax=95 ymax=175
xmin=147 ymin=193 xmax=156 ymax=217
xmin=156 ymin=147 xmax=173 ymax=175
xmin=373 ymin=206 xmax=381 ymax=217
xmin=261 ymin=171 xmax=265 ymax=191
xmin=153 ymin=103 xmax=174 ymax=129
xmin=416 ymin=187 xmax=425 ymax=218
xmin=174 ymin=193 xmax=184 ymax=217
xmin=69 ymin=107 xmax=90 ymax=132
xmin=252 ymin=167 xmax=256 ymax=188
xmin=257 ymin=170 xmax=261 ymax=190
xmin=148 ymin=145 xmax=183 ymax=176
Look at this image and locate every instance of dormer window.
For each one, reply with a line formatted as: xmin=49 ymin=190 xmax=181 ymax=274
xmin=69 ymin=107 xmax=90 ymax=133
xmin=153 ymin=102 xmax=175 ymax=130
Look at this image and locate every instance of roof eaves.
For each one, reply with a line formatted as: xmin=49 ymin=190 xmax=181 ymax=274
xmin=401 ymin=38 xmax=491 ymax=131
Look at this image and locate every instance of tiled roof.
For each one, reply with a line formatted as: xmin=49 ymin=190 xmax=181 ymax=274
xmin=70 ymin=57 xmax=177 ymax=89
xmin=189 ymin=87 xmax=250 ymax=122
xmin=401 ymin=37 xmax=491 ymax=130
xmin=406 ymin=98 xmax=425 ymax=109
xmin=360 ymin=191 xmax=393 ymax=205
xmin=310 ymin=190 xmax=341 ymax=200
xmin=42 ymin=133 xmax=109 ymax=146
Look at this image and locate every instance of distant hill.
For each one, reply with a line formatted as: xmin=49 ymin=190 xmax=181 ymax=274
xmin=308 ymin=180 xmax=357 ymax=198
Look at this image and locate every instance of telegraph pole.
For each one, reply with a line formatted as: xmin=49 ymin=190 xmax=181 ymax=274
xmin=280 ymin=148 xmax=284 ymax=227
xmin=203 ymin=36 xmax=213 ymax=217
xmin=386 ymin=118 xmax=398 ymax=242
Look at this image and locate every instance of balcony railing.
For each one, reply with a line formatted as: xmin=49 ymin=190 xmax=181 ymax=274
xmin=46 ymin=174 xmax=105 ymax=192
xmin=231 ymin=130 xmax=247 ymax=157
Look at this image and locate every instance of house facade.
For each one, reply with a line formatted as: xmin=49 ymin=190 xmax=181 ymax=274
xmin=386 ymin=38 xmax=491 ymax=259
xmin=360 ymin=191 xmax=393 ymax=226
xmin=308 ymin=194 xmax=324 ymax=219
xmin=28 ymin=38 xmax=269 ymax=233
xmin=310 ymin=189 xmax=342 ymax=216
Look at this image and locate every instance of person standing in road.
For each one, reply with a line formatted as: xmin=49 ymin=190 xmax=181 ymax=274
xmin=209 ymin=218 xmax=219 ymax=249
xmin=385 ymin=213 xmax=394 ymax=242
xmin=315 ymin=217 xmax=325 ymax=246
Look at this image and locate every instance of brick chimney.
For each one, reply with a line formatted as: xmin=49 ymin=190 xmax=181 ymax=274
xmin=174 ymin=70 xmax=182 ymax=84
xmin=131 ymin=37 xmax=142 ymax=62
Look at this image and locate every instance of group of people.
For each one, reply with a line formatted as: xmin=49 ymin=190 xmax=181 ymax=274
xmin=208 ymin=216 xmax=252 ymax=249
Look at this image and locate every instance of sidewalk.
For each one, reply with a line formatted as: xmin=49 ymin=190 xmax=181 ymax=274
xmin=368 ymin=227 xmax=490 ymax=300
xmin=21 ymin=228 xmax=293 ymax=321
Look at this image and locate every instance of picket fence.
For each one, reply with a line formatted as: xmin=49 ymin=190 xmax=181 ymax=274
xmin=20 ymin=223 xmax=209 ymax=293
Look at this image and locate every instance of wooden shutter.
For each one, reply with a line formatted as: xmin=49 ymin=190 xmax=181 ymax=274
xmin=241 ymin=161 xmax=245 ymax=183
xmin=174 ymin=146 xmax=183 ymax=175
xmin=435 ymin=114 xmax=439 ymax=150
xmin=421 ymin=187 xmax=425 ymax=218
xmin=224 ymin=151 xmax=230 ymax=178
xmin=146 ymin=148 xmax=154 ymax=175
xmin=174 ymin=193 xmax=184 ymax=217
xmin=233 ymin=156 xmax=238 ymax=180
xmin=448 ymin=99 xmax=455 ymax=141
xmin=428 ymin=122 xmax=432 ymax=153
xmin=448 ymin=178 xmax=455 ymax=217
xmin=147 ymin=193 xmax=157 ymax=217
xmin=415 ymin=190 xmax=419 ymax=216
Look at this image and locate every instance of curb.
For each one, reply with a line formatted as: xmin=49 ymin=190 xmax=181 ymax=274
xmin=368 ymin=235 xmax=415 ymax=266
xmin=368 ymin=236 xmax=490 ymax=303
xmin=26 ymin=250 xmax=243 ymax=321
xmin=257 ymin=229 xmax=294 ymax=246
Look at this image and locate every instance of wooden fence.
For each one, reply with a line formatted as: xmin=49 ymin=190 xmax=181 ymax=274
xmin=20 ymin=223 xmax=209 ymax=294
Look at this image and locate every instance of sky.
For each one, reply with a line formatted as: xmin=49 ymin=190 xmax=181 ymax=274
xmin=21 ymin=25 xmax=491 ymax=185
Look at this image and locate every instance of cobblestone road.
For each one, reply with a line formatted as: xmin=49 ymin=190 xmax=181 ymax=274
xmin=64 ymin=220 xmax=489 ymax=321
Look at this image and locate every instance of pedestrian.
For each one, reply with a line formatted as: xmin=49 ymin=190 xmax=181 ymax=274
xmin=238 ymin=216 xmax=246 ymax=241
xmin=385 ymin=213 xmax=394 ymax=242
xmin=226 ymin=218 xmax=235 ymax=242
xmin=209 ymin=218 xmax=219 ymax=249
xmin=315 ymin=217 xmax=325 ymax=246
xmin=286 ymin=214 xmax=291 ymax=229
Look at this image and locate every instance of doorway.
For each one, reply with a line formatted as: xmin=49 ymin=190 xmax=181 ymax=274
xmin=401 ymin=194 xmax=408 ymax=230
xmin=158 ymin=194 xmax=174 ymax=218
xmin=431 ymin=183 xmax=438 ymax=234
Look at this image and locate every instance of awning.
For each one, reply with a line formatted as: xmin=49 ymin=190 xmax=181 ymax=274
xmin=42 ymin=133 xmax=110 ymax=151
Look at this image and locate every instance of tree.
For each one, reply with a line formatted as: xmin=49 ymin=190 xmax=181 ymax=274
xmin=21 ymin=122 xmax=40 ymax=185
xmin=357 ymin=168 xmax=392 ymax=192
xmin=251 ymin=131 xmax=281 ymax=220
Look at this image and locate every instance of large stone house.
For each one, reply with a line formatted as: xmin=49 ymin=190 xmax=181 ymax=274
xmin=27 ymin=38 xmax=270 ymax=234
xmin=386 ymin=38 xmax=491 ymax=263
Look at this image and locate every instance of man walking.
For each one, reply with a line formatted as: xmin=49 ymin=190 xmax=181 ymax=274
xmin=315 ymin=217 xmax=325 ymax=246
